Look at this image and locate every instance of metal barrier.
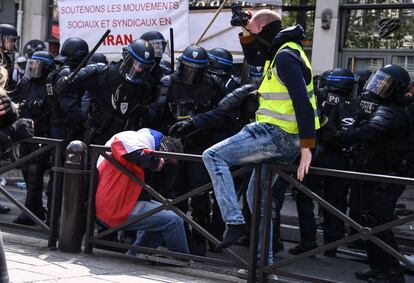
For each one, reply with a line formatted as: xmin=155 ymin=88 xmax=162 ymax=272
xmin=254 ymin=164 xmax=414 ymax=283
xmin=0 ymin=137 xmax=64 ymax=249
xmin=84 ymin=144 xmax=414 ymax=283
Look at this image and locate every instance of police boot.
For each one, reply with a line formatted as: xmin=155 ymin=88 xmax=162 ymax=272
xmin=288 ymin=241 xmax=317 ymax=256
xmin=0 ymin=203 xmax=10 ymax=214
xmin=14 ymin=164 xmax=46 ymax=226
xmin=190 ymin=218 xmax=208 ymax=256
xmin=367 ymin=268 xmax=405 ymax=283
xmin=355 ymin=267 xmax=382 ymax=280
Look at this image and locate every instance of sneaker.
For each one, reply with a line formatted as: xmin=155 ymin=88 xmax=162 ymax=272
xmin=288 ymin=241 xmax=317 ymax=255
xmin=215 ymin=223 xmax=248 ymax=251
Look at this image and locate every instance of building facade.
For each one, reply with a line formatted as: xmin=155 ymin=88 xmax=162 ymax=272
xmin=7 ymin=0 xmax=414 ymax=77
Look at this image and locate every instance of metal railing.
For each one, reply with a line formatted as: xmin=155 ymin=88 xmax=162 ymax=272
xmin=81 ymin=144 xmax=414 ymax=282
xmin=0 ymin=137 xmax=64 ymax=249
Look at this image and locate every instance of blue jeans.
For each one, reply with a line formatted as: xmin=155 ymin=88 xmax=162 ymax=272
xmin=126 ymin=200 xmax=189 ymax=255
xmin=202 ymin=122 xmax=300 ymax=263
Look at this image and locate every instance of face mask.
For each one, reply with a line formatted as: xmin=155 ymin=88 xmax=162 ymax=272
xmin=256 ymin=20 xmax=282 ymax=54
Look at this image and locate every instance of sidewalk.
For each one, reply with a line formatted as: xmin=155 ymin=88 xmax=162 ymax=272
xmin=1 ymin=229 xmax=242 ymax=283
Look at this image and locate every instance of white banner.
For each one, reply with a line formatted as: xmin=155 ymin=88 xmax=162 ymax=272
xmin=57 ymin=0 xmax=190 ymax=54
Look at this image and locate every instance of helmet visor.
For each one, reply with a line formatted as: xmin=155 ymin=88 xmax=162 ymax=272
xmin=148 ymin=39 xmax=166 ymax=58
xmin=364 ymin=70 xmax=397 ymax=98
xmin=177 ymin=61 xmax=205 ymax=84
xmin=2 ymin=35 xmax=19 ymax=52
xmin=119 ymin=53 xmax=154 ymax=84
xmin=25 ymin=59 xmax=44 ymax=78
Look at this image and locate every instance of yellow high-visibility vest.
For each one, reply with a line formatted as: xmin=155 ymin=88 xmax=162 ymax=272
xmin=256 ymin=41 xmax=320 ymax=134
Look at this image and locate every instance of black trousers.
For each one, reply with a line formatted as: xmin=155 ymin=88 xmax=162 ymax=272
xmin=363 ymin=183 xmax=404 ymax=270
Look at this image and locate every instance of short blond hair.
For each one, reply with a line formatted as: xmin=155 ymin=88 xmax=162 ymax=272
xmin=252 ymin=9 xmax=281 ymax=26
xmin=0 ymin=66 xmax=7 ymax=96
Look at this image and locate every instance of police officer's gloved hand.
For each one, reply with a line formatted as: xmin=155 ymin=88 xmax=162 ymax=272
xmin=4 ymin=118 xmax=34 ymax=142
xmin=0 ymin=96 xmax=18 ymax=120
xmin=56 ymin=76 xmax=71 ymax=94
xmin=169 ymin=118 xmax=195 ymax=137
xmin=30 ymin=99 xmax=43 ymax=116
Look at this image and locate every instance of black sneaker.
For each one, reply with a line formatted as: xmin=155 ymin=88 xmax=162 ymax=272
xmin=215 ymin=224 xmax=248 ymax=251
xmin=367 ymin=268 xmax=405 ymax=283
xmin=288 ymin=241 xmax=317 ymax=255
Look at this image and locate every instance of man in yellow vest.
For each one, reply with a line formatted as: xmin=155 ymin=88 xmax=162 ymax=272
xmin=202 ymin=9 xmax=319 ymax=264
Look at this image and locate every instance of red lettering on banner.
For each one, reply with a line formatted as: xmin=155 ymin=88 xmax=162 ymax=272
xmin=159 ymin=18 xmax=172 ymax=26
xmin=103 ymin=34 xmax=133 ymax=46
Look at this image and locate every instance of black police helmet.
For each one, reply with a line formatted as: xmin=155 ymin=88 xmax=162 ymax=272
xmin=55 ymin=37 xmax=89 ymax=65
xmin=90 ymin=53 xmax=108 ymax=65
xmin=208 ymin=47 xmax=233 ymax=75
xmin=177 ymin=45 xmax=208 ymax=84
xmin=119 ymin=39 xmax=155 ymax=84
xmin=364 ymin=64 xmax=410 ymax=99
xmin=0 ymin=24 xmax=18 ymax=52
xmin=0 ymin=24 xmax=17 ymax=36
xmin=140 ymin=31 xmax=166 ymax=59
xmin=326 ymin=68 xmax=355 ymax=94
xmin=26 ymin=51 xmax=56 ymax=78
xmin=23 ymin=39 xmax=46 ymax=59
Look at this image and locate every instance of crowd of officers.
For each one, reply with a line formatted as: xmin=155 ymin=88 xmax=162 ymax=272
xmin=0 ymin=21 xmax=413 ymax=283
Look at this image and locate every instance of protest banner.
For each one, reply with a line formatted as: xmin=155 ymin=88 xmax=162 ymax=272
xmin=57 ymin=0 xmax=190 ymax=54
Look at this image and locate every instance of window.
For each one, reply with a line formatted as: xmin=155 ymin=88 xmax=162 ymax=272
xmin=392 ymin=55 xmax=414 ymax=78
xmin=347 ymin=57 xmax=384 ymax=71
xmin=344 ymin=8 xmax=414 ymax=49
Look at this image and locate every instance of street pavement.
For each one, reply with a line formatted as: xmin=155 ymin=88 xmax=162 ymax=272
xmin=2 ymin=229 xmax=243 ymax=283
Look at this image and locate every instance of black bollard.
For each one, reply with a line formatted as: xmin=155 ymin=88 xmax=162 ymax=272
xmin=58 ymin=141 xmax=88 ymax=252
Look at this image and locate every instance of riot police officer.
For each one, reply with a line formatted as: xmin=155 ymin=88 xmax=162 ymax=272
xmin=56 ymin=39 xmax=157 ymax=144
xmin=48 ymin=37 xmax=89 ymax=141
xmin=333 ymin=65 xmax=410 ymax=283
xmin=158 ymin=45 xmax=229 ymax=256
xmin=13 ymin=51 xmax=56 ymax=225
xmin=317 ymin=68 xmax=356 ymax=256
xmin=248 ymin=65 xmax=263 ymax=88
xmin=45 ymin=37 xmax=89 ymax=221
xmin=140 ymin=31 xmax=170 ymax=80
xmin=0 ymin=24 xmax=19 ymax=92
xmin=207 ymin=48 xmax=241 ymax=93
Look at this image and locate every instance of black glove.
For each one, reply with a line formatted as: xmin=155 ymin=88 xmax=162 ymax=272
xmin=0 ymin=96 xmax=18 ymax=126
xmin=218 ymin=84 xmax=256 ymax=111
xmin=169 ymin=119 xmax=195 ymax=137
xmin=5 ymin=118 xmax=34 ymax=142
xmin=56 ymin=76 xmax=71 ymax=94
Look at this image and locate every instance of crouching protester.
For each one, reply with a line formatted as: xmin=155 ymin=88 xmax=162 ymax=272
xmin=95 ymin=128 xmax=189 ymax=255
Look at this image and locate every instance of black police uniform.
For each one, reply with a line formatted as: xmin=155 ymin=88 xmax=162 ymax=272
xmin=157 ymin=45 xmax=228 ymax=256
xmin=315 ymin=69 xmax=357 ymax=255
xmin=46 ymin=38 xmax=89 ymax=220
xmin=56 ymin=39 xmax=157 ymax=144
xmin=335 ymin=65 xmax=410 ymax=283
xmin=14 ymin=76 xmax=51 ymax=224
xmin=13 ymin=51 xmax=56 ymax=225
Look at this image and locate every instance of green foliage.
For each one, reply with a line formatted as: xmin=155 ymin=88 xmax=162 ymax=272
xmin=345 ymin=8 xmax=414 ymax=49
